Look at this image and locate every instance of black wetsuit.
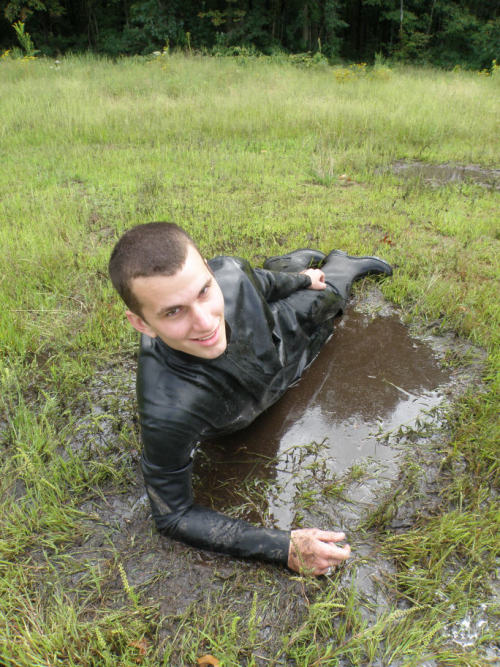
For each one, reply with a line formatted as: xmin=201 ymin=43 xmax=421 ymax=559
xmin=138 ymin=256 xmax=343 ymax=565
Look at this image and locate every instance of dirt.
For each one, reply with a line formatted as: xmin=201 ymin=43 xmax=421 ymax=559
xmin=388 ymin=160 xmax=500 ymax=190
xmin=36 ymin=287 xmax=497 ymax=664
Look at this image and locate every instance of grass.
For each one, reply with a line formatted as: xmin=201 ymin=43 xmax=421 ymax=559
xmin=0 ymin=53 xmax=499 ymax=665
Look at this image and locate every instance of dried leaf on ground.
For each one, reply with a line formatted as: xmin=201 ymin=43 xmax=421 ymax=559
xmin=197 ymin=655 xmax=220 ymax=666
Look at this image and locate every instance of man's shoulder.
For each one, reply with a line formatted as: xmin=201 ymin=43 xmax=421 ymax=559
xmin=208 ymin=255 xmax=260 ymax=297
xmin=137 ymin=335 xmax=220 ymax=418
xmin=138 ymin=335 xmax=203 ymax=380
xmin=137 ymin=335 xmax=170 ymax=392
xmin=208 ymin=255 xmax=250 ymax=274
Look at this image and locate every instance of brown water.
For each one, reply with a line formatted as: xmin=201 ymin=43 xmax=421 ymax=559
xmin=195 ymin=311 xmax=450 ymax=527
xmin=390 ymin=160 xmax=500 ymax=190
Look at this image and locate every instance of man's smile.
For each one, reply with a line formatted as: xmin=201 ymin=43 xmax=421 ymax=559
xmin=191 ymin=320 xmax=221 ymax=344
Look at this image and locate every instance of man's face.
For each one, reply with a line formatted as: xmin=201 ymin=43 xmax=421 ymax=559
xmin=126 ymin=244 xmax=227 ymax=359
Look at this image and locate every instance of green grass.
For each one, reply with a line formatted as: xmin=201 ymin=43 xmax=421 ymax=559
xmin=0 ymin=54 xmax=499 ymax=665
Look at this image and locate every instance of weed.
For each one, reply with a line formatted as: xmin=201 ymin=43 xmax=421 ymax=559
xmin=12 ymin=21 xmax=39 ymax=58
xmin=118 ymin=562 xmax=140 ymax=608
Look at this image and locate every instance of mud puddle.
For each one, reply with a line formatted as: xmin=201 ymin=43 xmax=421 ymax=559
xmin=196 ymin=309 xmax=450 ymax=531
xmin=46 ymin=287 xmax=494 ymax=663
xmin=388 ymin=160 xmax=500 ymax=189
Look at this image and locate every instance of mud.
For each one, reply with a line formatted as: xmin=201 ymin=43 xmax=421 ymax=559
xmin=41 ymin=288 xmax=496 ymax=664
xmin=196 ymin=309 xmax=450 ymax=531
xmin=389 ymin=160 xmax=500 ymax=190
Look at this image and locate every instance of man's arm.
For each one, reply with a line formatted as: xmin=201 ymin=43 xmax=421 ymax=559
xmin=251 ymin=266 xmax=327 ymax=301
xmin=138 ymin=338 xmax=292 ymax=565
xmin=141 ymin=455 xmax=290 ymax=564
xmin=142 ymin=455 xmax=351 ymax=573
xmin=251 ymin=267 xmax=312 ymax=301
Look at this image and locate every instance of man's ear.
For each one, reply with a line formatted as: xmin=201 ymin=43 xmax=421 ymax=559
xmin=125 ymin=310 xmax=157 ymax=338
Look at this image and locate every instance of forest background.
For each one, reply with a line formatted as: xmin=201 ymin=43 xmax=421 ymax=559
xmin=1 ymin=0 xmax=499 ymax=69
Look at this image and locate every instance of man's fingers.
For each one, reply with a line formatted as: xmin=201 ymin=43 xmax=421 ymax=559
xmin=331 ymin=543 xmax=351 ymax=560
xmin=312 ymin=269 xmax=326 ymax=290
xmin=301 ymin=268 xmax=327 ymax=290
xmin=309 ymin=537 xmax=351 ymax=574
xmin=288 ymin=528 xmax=351 ymax=575
xmin=317 ymin=540 xmax=351 ymax=562
xmin=316 ymin=530 xmax=346 ymax=543
xmin=316 ymin=554 xmax=349 ymax=576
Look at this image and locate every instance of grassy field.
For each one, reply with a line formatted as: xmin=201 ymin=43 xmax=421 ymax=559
xmin=0 ymin=54 xmax=499 ymax=665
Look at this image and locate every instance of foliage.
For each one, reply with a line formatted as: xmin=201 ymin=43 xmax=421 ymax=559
xmin=0 ymin=0 xmax=497 ymax=66
xmin=2 ymin=0 xmax=64 ymax=23
xmin=12 ymin=20 xmax=37 ymax=56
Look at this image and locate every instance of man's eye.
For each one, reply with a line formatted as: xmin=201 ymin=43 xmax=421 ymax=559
xmin=200 ymin=285 xmax=210 ymax=296
xmin=166 ymin=307 xmax=181 ymax=317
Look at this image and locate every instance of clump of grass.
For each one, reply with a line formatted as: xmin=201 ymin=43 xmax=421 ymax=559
xmin=382 ymin=506 xmax=499 ymax=603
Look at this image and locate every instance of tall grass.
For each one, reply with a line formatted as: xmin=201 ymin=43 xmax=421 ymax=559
xmin=0 ymin=54 xmax=498 ymax=665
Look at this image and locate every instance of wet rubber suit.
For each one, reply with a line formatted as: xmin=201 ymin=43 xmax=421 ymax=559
xmin=138 ymin=256 xmax=343 ymax=565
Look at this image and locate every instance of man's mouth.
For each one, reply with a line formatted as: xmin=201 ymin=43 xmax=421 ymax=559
xmin=192 ymin=322 xmax=220 ymax=344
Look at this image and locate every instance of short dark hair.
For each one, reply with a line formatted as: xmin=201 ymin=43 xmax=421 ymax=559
xmin=108 ymin=222 xmax=198 ymax=317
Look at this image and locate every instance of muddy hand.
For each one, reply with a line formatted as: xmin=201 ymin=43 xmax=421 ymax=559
xmin=288 ymin=528 xmax=351 ymax=575
xmin=300 ymin=268 xmax=326 ymax=290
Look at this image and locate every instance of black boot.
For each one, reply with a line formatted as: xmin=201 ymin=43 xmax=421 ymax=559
xmin=263 ymin=248 xmax=326 ymax=273
xmin=322 ymin=250 xmax=393 ymax=302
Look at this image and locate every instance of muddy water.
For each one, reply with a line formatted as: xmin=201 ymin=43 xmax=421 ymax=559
xmin=60 ymin=292 xmax=494 ymax=661
xmin=390 ymin=160 xmax=500 ymax=190
xmin=195 ymin=311 xmax=450 ymax=527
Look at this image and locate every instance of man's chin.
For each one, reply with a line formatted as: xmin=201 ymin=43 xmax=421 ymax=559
xmin=203 ymin=343 xmax=227 ymax=359
xmin=186 ymin=339 xmax=226 ymax=359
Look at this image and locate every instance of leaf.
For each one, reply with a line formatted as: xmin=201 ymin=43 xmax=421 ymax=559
xmin=128 ymin=638 xmax=149 ymax=663
xmin=197 ymin=655 xmax=220 ymax=666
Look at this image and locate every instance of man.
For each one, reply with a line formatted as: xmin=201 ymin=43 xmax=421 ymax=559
xmin=108 ymin=222 xmax=392 ymax=575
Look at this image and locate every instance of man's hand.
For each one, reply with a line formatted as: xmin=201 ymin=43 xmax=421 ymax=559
xmin=288 ymin=528 xmax=351 ymax=575
xmin=300 ymin=268 xmax=327 ymax=290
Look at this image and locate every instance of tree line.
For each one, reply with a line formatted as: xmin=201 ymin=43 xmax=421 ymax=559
xmin=1 ymin=0 xmax=498 ymax=68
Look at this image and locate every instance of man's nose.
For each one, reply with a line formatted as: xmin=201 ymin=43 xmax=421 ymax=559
xmin=191 ymin=303 xmax=212 ymax=330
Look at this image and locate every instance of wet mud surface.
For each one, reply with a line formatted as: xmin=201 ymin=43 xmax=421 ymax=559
xmin=43 ymin=288 xmax=497 ymax=664
xmin=197 ymin=308 xmax=450 ymax=531
xmin=388 ymin=160 xmax=500 ymax=190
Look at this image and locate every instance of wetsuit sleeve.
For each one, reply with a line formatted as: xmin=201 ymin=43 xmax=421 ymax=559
xmin=141 ymin=454 xmax=290 ymax=564
xmin=251 ymin=267 xmax=312 ymax=302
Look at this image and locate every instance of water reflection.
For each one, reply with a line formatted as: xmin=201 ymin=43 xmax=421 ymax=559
xmin=194 ymin=312 xmax=450 ymax=528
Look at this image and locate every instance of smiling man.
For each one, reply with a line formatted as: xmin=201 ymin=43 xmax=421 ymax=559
xmin=125 ymin=244 xmax=228 ymax=359
xmin=109 ymin=222 xmax=392 ymax=575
